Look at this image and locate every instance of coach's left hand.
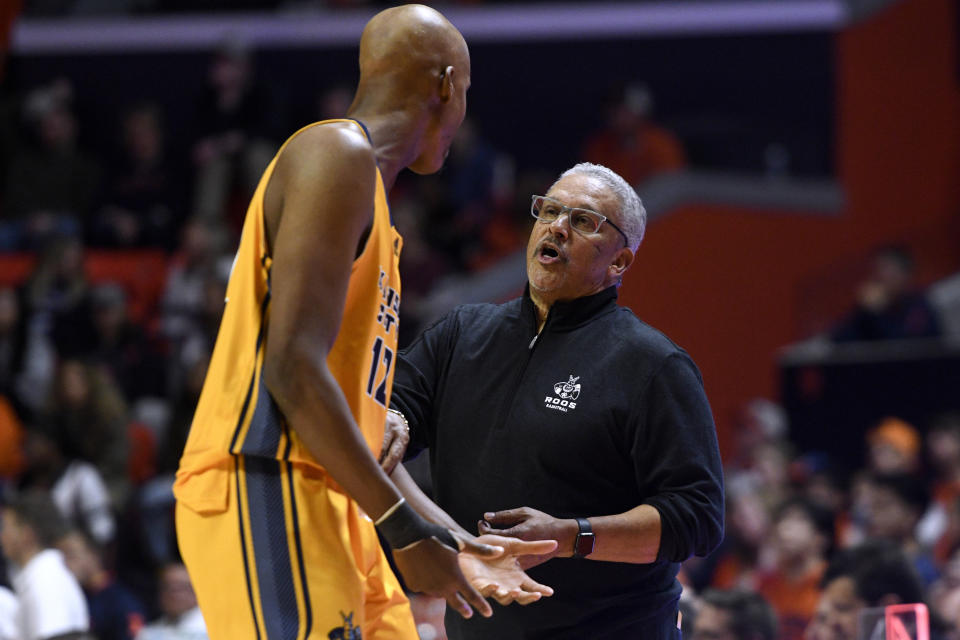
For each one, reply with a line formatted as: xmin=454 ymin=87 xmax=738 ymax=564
xmin=378 ymin=410 xmax=410 ymax=475
xmin=479 ymin=507 xmax=579 ymax=570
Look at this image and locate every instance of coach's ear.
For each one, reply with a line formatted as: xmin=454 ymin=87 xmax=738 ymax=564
xmin=608 ymin=246 xmax=634 ymax=282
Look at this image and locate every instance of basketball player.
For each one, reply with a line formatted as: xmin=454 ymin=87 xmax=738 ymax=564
xmin=174 ymin=5 xmax=554 ymax=638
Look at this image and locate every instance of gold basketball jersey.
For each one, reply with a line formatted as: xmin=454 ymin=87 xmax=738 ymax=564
xmin=175 ymin=119 xmax=403 ymax=509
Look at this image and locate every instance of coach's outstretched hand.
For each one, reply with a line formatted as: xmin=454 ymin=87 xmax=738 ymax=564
xmin=459 ymin=534 xmax=557 ymax=605
xmin=392 ymin=534 xmax=501 ymax=619
xmin=479 ymin=507 xmax=576 ymax=569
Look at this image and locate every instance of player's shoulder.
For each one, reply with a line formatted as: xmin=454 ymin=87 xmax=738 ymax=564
xmin=278 ymin=120 xmax=376 ymax=179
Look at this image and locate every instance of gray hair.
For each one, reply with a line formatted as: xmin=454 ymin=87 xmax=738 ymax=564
xmin=550 ymin=162 xmax=646 ymax=251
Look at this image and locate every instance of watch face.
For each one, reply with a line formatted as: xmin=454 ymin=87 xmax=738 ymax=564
xmin=576 ymin=532 xmax=595 ymax=557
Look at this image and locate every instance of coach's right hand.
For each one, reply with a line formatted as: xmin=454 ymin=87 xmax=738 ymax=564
xmin=393 ymin=532 xmax=502 ymax=618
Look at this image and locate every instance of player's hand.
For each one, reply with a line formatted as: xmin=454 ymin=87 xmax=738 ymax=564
xmin=392 ymin=534 xmax=501 ymax=619
xmin=378 ymin=411 xmax=410 ymax=475
xmin=458 ymin=534 xmax=557 ymax=606
xmin=479 ymin=507 xmax=578 ymax=569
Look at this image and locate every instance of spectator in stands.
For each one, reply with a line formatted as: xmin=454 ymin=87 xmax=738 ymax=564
xmin=921 ymin=413 xmax=960 ymax=561
xmin=88 ymin=282 xmax=164 ymax=403
xmin=582 ymin=82 xmax=685 ymax=188
xmin=0 ymin=585 xmax=16 ymax=640
xmin=136 ymin=352 xmax=209 ymax=567
xmin=168 ymin=261 xmax=229 ymax=397
xmin=135 ymin=563 xmax=206 ymax=640
xmin=806 ymin=541 xmax=935 ymax=640
xmin=0 ymin=286 xmax=53 ymax=416
xmin=435 ymin=116 xmax=501 ymax=268
xmin=692 ymin=588 xmax=778 ymax=640
xmin=57 ymin=528 xmax=147 ymax=640
xmin=863 ymin=472 xmax=940 ymax=587
xmin=866 ymin=417 xmax=921 ymax=474
xmin=727 ymin=398 xmax=790 ymax=477
xmin=0 ymin=78 xmax=100 ymax=250
xmin=0 ymin=490 xmax=89 ymax=640
xmin=17 ymin=424 xmax=115 ymax=545
xmin=755 ymin=497 xmax=832 ymax=640
xmin=92 ymin=102 xmax=185 ymax=249
xmin=160 ymin=218 xmax=229 ymax=346
xmin=42 ymin=359 xmax=130 ymax=508
xmin=22 ymin=235 xmax=93 ymax=358
xmin=698 ymin=478 xmax=769 ymax=591
xmin=0 ymin=396 xmax=24 ymax=481
xmin=832 ymin=245 xmax=941 ymax=342
xmin=190 ymin=39 xmax=279 ymax=223
xmin=929 ymin=545 xmax=960 ymax=638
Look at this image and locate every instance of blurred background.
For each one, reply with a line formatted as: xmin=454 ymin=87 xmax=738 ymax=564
xmin=0 ymin=0 xmax=957 ymax=638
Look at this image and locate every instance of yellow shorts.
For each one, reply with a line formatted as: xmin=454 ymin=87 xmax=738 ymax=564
xmin=175 ymin=455 xmax=418 ymax=639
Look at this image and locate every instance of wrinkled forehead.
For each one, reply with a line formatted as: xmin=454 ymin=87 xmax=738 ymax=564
xmin=545 ymin=174 xmax=618 ymax=218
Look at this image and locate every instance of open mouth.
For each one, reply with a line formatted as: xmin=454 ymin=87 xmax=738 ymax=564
xmin=537 ymin=241 xmax=563 ymax=264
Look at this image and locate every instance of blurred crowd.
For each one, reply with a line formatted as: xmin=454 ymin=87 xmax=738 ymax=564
xmin=20 ymin=0 xmax=591 ymax=16
xmin=0 ymin=37 xmax=956 ymax=640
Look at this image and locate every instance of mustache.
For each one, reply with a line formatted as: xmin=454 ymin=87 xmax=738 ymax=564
xmin=535 ymin=235 xmax=567 ymax=261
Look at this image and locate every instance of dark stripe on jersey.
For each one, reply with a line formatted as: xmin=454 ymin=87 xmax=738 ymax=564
xmin=283 ymin=423 xmax=313 ymax=637
xmin=245 ymin=456 xmax=300 ymax=640
xmin=235 ymin=456 xmax=263 ymax=640
xmin=239 ymin=372 xmax=285 ymax=457
xmin=228 ymin=289 xmax=272 ymax=452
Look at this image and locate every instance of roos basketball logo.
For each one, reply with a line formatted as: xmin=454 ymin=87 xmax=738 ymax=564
xmin=545 ymin=375 xmax=580 ymax=412
xmin=553 ymin=375 xmax=581 ymax=400
xmin=328 ymin=611 xmax=361 ymax=639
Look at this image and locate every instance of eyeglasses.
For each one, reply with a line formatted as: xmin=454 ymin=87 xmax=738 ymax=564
xmin=530 ymin=195 xmax=629 ymax=247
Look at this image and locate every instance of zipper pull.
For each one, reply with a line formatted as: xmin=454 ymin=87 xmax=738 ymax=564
xmin=528 ymin=334 xmax=539 ymax=349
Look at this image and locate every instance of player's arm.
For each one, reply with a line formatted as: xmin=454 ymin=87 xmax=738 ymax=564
xmin=389 ymin=450 xmax=467 ymax=534
xmin=260 ymin=125 xmax=495 ymax=617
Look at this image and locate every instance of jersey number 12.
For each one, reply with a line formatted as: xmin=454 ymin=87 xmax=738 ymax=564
xmin=366 ymin=336 xmax=393 ymax=407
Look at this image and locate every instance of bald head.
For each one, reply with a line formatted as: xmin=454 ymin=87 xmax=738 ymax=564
xmin=349 ymin=4 xmax=471 ymax=177
xmin=357 ymin=4 xmax=468 ymax=97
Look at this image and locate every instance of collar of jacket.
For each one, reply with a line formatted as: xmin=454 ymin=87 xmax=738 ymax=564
xmin=521 ymin=284 xmax=619 ymax=332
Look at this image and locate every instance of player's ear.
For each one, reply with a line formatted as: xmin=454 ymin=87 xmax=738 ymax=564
xmin=439 ymin=65 xmax=455 ymax=103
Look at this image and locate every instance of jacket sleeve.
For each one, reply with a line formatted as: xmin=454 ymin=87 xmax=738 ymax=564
xmin=390 ymin=312 xmax=457 ymax=459
xmin=633 ymin=352 xmax=724 ymax=562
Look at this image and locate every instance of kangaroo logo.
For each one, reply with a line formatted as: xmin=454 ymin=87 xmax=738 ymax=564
xmin=328 ymin=611 xmax=361 ymax=640
xmin=545 ymin=375 xmax=580 ymax=413
xmin=553 ymin=376 xmax=581 ymax=400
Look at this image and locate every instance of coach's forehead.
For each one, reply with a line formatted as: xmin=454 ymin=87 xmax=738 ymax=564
xmin=546 ymin=173 xmax=619 ymax=220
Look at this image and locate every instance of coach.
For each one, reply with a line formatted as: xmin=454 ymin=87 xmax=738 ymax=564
xmin=388 ymin=162 xmax=724 ymax=639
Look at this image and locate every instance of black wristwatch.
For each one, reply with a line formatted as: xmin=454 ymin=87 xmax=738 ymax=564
xmin=572 ymin=517 xmax=595 ymax=559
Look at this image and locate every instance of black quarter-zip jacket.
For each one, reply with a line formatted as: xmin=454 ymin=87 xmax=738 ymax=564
xmin=391 ymin=286 xmax=724 ymax=639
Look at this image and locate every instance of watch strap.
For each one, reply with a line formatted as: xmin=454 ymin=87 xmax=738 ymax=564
xmin=573 ymin=517 xmax=595 ymax=559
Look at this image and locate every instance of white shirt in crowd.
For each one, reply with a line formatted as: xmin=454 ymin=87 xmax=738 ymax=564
xmin=135 ymin=607 xmax=208 ymax=640
xmin=0 ymin=587 xmax=18 ymax=640
xmin=50 ymin=460 xmax=116 ymax=545
xmin=10 ymin=549 xmax=88 ymax=640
